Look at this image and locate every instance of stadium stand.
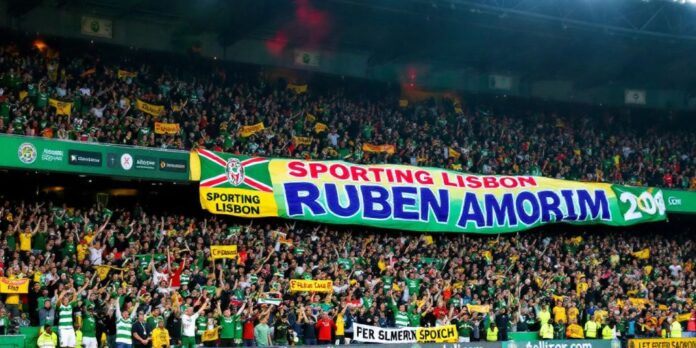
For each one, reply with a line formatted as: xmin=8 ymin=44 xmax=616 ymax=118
xmin=0 ymin=0 xmax=694 ymax=347
xmin=0 ymin=38 xmax=694 ymax=190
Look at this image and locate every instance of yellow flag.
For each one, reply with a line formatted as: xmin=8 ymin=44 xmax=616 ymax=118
xmin=117 ymin=69 xmax=137 ymax=79
xmin=19 ymin=91 xmax=28 ymax=102
xmin=292 ymin=136 xmax=313 ymax=146
xmin=136 ymin=99 xmax=165 ymax=117
xmin=154 ymin=122 xmax=181 ymax=135
xmin=466 ymin=304 xmax=490 ymax=314
xmin=423 ymin=235 xmax=434 ymax=245
xmin=314 ymin=122 xmax=328 ymax=133
xmin=305 ymin=113 xmax=316 ymax=122
xmin=399 ymin=99 xmax=408 ymax=108
xmin=94 ymin=265 xmax=111 ymax=281
xmin=0 ymin=277 xmax=29 ymax=294
xmin=448 ymin=147 xmax=461 ymax=159
xmin=362 ymin=143 xmax=396 ymax=154
xmin=49 ymin=98 xmax=72 ymax=116
xmin=238 ymin=122 xmax=265 ymax=137
xmin=202 ymin=328 xmax=219 ymax=342
xmin=287 ymin=84 xmax=308 ymax=94
xmin=80 ymin=67 xmax=96 ymax=78
xmin=628 ymin=297 xmax=650 ymax=308
xmin=377 ymin=259 xmax=386 ymax=271
xmin=677 ymin=313 xmax=691 ymax=322
xmin=631 ymin=248 xmax=650 ymax=260
xmin=289 ymin=279 xmax=333 ymax=292
xmin=210 ymin=245 xmax=238 ymax=260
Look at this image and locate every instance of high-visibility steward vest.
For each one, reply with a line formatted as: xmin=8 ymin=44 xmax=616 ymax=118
xmin=487 ymin=327 xmax=499 ymax=341
xmin=585 ymin=320 xmax=598 ymax=338
xmin=37 ymin=331 xmax=57 ymax=348
xmin=602 ymin=325 xmax=613 ymax=340
xmin=540 ymin=323 xmax=554 ymax=339
xmin=671 ymin=321 xmax=682 ymax=338
xmin=76 ymin=329 xmax=83 ymax=348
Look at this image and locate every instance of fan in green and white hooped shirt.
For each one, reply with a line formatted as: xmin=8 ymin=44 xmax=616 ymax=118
xmin=114 ymin=296 xmax=140 ymax=346
xmin=389 ymin=292 xmax=409 ymax=328
xmin=56 ymin=279 xmax=92 ymax=347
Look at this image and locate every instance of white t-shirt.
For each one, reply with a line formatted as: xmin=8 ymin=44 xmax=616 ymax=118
xmin=152 ymin=269 xmax=168 ymax=285
xmin=88 ymin=247 xmax=104 ymax=265
xmin=669 ymin=264 xmax=682 ymax=277
xmin=181 ymin=313 xmax=199 ymax=337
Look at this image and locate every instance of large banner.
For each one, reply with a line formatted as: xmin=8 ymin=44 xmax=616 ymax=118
xmin=629 ymin=338 xmax=696 ymax=348
xmin=197 ymin=151 xmax=668 ymax=234
xmin=0 ymin=134 xmax=189 ymax=182
xmin=353 ymin=324 xmax=458 ymax=344
xmin=663 ymin=189 xmax=696 ymax=214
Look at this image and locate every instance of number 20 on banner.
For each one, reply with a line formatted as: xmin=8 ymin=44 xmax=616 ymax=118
xmin=620 ymin=190 xmax=665 ymax=221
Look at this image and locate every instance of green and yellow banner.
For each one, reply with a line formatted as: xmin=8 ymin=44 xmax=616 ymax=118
xmin=198 ymin=151 xmax=667 ymax=234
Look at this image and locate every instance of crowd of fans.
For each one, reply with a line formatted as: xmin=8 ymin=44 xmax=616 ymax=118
xmin=0 ymin=199 xmax=694 ymax=347
xmin=0 ymin=38 xmax=694 ymax=190
xmin=0 ymin=36 xmax=695 ymax=348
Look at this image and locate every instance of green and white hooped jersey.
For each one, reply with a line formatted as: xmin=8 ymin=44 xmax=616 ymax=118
xmin=116 ymin=317 xmax=133 ymax=344
xmin=58 ymin=304 xmax=73 ymax=327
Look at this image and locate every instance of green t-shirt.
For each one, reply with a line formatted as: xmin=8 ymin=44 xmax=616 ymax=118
xmin=202 ymin=285 xmax=217 ymax=297
xmin=220 ymin=315 xmax=236 ymax=339
xmin=337 ymin=258 xmax=353 ymax=270
xmin=0 ymin=102 xmax=9 ymax=119
xmin=73 ymin=273 xmax=85 ymax=287
xmin=36 ymin=92 xmax=49 ymax=108
xmin=146 ymin=315 xmax=163 ymax=331
xmin=405 ymin=278 xmax=422 ymax=296
xmin=233 ymin=314 xmax=243 ymax=340
xmin=408 ymin=311 xmax=421 ymax=327
xmin=456 ymin=320 xmax=474 ymax=337
xmin=196 ymin=316 xmax=207 ymax=335
xmin=62 ymin=243 xmax=76 ymax=258
xmin=82 ymin=313 xmax=97 ymax=337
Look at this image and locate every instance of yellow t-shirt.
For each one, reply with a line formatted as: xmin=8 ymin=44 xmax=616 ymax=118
xmin=4 ymin=276 xmax=21 ymax=305
xmin=77 ymin=244 xmax=88 ymax=263
xmin=336 ymin=314 xmax=345 ymax=336
xmin=553 ymin=306 xmax=567 ymax=324
xmin=566 ymin=323 xmax=584 ymax=338
xmin=568 ymin=307 xmax=579 ymax=323
xmin=83 ymin=234 xmax=95 ymax=245
xmin=19 ymin=232 xmax=32 ymax=251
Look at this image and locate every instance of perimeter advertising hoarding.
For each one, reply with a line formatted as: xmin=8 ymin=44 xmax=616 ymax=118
xmin=0 ymin=134 xmax=188 ymax=181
